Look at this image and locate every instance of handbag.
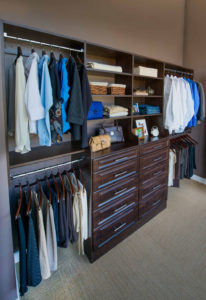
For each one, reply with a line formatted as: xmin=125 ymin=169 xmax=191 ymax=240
xmin=87 ymin=101 xmax=103 ymax=120
xmin=89 ymin=134 xmax=111 ymax=152
xmin=99 ymin=124 xmax=125 ymax=143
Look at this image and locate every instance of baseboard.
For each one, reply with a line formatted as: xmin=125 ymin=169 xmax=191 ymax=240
xmin=191 ymin=175 xmax=206 ymax=185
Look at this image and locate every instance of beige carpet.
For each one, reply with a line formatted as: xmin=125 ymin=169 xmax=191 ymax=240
xmin=20 ymin=179 xmax=206 ymax=300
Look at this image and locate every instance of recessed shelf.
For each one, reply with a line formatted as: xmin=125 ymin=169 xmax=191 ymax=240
xmin=132 ymin=113 xmax=162 ymax=118
xmin=133 ymin=95 xmax=163 ymax=98
xmin=9 ymin=141 xmax=85 ymax=168
xmin=87 ymin=115 xmax=131 ymax=122
xmin=133 ymin=74 xmax=164 ymax=80
xmin=92 ymin=94 xmax=132 ymax=97
xmin=87 ymin=68 xmax=132 ymax=76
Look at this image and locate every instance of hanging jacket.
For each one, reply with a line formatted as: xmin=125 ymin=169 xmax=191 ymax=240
xmin=196 ymin=81 xmax=205 ymax=122
xmin=66 ymin=57 xmax=84 ymax=141
xmin=15 ymin=56 xmax=31 ymax=154
xmin=77 ymin=63 xmax=92 ymax=148
xmin=57 ymin=58 xmax=70 ymax=133
xmin=185 ymin=78 xmax=200 ymax=127
xmin=7 ymin=63 xmax=15 ymax=136
xmin=49 ymin=55 xmax=63 ymax=144
xmin=37 ymin=55 xmax=53 ymax=146
xmin=25 ymin=52 xmax=44 ymax=134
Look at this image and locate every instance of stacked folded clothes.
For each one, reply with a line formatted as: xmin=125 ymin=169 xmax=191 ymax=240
xmin=86 ymin=62 xmax=123 ymax=73
xmin=103 ymin=104 xmax=128 ymax=118
xmin=139 ymin=104 xmax=160 ymax=115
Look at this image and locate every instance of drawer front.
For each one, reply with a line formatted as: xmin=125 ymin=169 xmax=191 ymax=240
xmin=93 ymin=159 xmax=138 ymax=191
xmin=93 ymin=189 xmax=138 ymax=229
xmin=93 ymin=147 xmax=138 ymax=172
xmin=139 ymin=189 xmax=167 ymax=219
xmin=140 ymin=175 xmax=167 ymax=201
xmin=140 ymin=139 xmax=169 ymax=156
xmin=140 ymin=163 xmax=168 ymax=185
xmin=93 ymin=205 xmax=138 ymax=250
xmin=140 ymin=148 xmax=169 ymax=171
xmin=93 ymin=176 xmax=138 ymax=211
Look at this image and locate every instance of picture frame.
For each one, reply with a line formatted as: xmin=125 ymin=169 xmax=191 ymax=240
xmin=135 ymin=119 xmax=148 ymax=136
xmin=132 ymin=127 xmax=144 ymax=139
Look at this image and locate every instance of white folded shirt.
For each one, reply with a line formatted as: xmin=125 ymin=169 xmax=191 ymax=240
xmin=87 ymin=62 xmax=123 ymax=73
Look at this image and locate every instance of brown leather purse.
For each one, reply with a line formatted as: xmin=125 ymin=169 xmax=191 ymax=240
xmin=89 ymin=134 xmax=111 ymax=152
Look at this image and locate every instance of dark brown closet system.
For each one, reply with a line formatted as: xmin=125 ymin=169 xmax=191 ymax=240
xmin=0 ymin=20 xmax=194 ymax=277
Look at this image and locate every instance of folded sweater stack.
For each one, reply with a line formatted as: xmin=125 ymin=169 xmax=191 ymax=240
xmin=139 ymin=104 xmax=160 ymax=115
xmin=103 ymin=104 xmax=128 ymax=118
xmin=87 ymin=62 xmax=123 ymax=73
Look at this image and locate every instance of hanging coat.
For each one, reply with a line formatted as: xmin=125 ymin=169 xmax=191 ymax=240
xmin=37 ymin=55 xmax=53 ymax=146
xmin=57 ymin=57 xmax=70 ymax=133
xmin=25 ymin=52 xmax=44 ymax=134
xmin=78 ymin=63 xmax=92 ymax=148
xmin=7 ymin=63 xmax=15 ymax=136
xmin=66 ymin=57 xmax=84 ymax=141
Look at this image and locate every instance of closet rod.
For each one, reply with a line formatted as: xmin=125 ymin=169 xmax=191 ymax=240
xmin=165 ymin=68 xmax=193 ymax=76
xmin=10 ymin=158 xmax=84 ymax=180
xmin=4 ymin=32 xmax=84 ymax=53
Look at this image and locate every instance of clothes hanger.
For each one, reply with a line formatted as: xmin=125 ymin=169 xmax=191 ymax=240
xmin=15 ymin=183 xmax=23 ymax=220
xmin=59 ymin=53 xmax=63 ymax=61
xmin=31 ymin=48 xmax=35 ymax=53
xmin=26 ymin=181 xmax=32 ymax=216
xmin=37 ymin=179 xmax=42 ymax=209
xmin=52 ymin=173 xmax=60 ymax=203
xmin=58 ymin=172 xmax=65 ymax=201
xmin=45 ymin=175 xmax=52 ymax=206
xmin=65 ymin=170 xmax=74 ymax=194
xmin=78 ymin=166 xmax=85 ymax=192
xmin=15 ymin=46 xmax=23 ymax=64
xmin=42 ymin=50 xmax=46 ymax=56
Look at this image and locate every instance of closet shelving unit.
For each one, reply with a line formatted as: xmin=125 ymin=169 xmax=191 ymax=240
xmin=0 ymin=20 xmax=195 ymax=265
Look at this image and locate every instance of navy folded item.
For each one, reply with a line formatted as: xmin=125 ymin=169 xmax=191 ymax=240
xmin=139 ymin=104 xmax=160 ymax=115
xmin=87 ymin=101 xmax=103 ymax=120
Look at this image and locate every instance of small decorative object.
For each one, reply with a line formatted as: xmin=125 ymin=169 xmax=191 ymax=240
xmin=89 ymin=134 xmax=111 ymax=152
xmin=150 ymin=126 xmax=159 ymax=137
xmin=147 ymin=86 xmax=155 ymax=95
xmin=135 ymin=119 xmax=148 ymax=136
xmin=132 ymin=103 xmax=139 ymax=115
xmin=132 ymin=127 xmax=144 ymax=139
xmin=87 ymin=101 xmax=103 ymax=120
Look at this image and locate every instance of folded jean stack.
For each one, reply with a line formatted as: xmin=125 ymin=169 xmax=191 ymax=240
xmin=139 ymin=104 xmax=160 ymax=115
xmin=103 ymin=104 xmax=128 ymax=118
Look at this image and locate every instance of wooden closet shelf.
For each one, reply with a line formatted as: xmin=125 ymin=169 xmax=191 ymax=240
xmin=87 ymin=68 xmax=132 ymax=76
xmin=88 ymin=116 xmax=132 ymax=122
xmin=92 ymin=94 xmax=132 ymax=98
xmin=132 ymin=113 xmax=162 ymax=118
xmin=133 ymin=75 xmax=164 ymax=80
xmin=9 ymin=141 xmax=85 ymax=168
xmin=133 ymin=95 xmax=163 ymax=98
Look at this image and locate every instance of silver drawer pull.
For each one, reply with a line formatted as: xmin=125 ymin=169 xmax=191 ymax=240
xmin=153 ymin=170 xmax=162 ymax=176
xmin=152 ymin=200 xmax=161 ymax=207
xmin=153 ymin=145 xmax=162 ymax=150
xmin=153 ymin=156 xmax=162 ymax=162
xmin=114 ymin=204 xmax=127 ymax=212
xmin=114 ymin=171 xmax=127 ymax=178
xmin=114 ymin=222 xmax=127 ymax=232
xmin=114 ymin=157 xmax=128 ymax=162
xmin=153 ymin=184 xmax=161 ymax=191
xmin=114 ymin=188 xmax=127 ymax=195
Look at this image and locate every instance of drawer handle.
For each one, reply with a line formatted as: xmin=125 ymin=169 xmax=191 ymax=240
xmin=153 ymin=156 xmax=162 ymax=162
xmin=153 ymin=145 xmax=162 ymax=150
xmin=114 ymin=204 xmax=127 ymax=213
xmin=152 ymin=184 xmax=161 ymax=191
xmin=114 ymin=157 xmax=128 ymax=162
xmin=114 ymin=171 xmax=128 ymax=178
xmin=153 ymin=170 xmax=162 ymax=176
xmin=114 ymin=187 xmax=128 ymax=195
xmin=152 ymin=200 xmax=161 ymax=207
xmin=114 ymin=222 xmax=127 ymax=232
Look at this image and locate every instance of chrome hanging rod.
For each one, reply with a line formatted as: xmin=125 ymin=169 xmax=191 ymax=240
xmin=4 ymin=32 xmax=84 ymax=53
xmin=10 ymin=158 xmax=84 ymax=180
xmin=165 ymin=67 xmax=193 ymax=76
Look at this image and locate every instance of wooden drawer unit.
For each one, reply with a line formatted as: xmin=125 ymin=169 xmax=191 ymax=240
xmin=93 ymin=159 xmax=138 ymax=191
xmin=139 ymin=189 xmax=167 ymax=219
xmin=139 ymin=138 xmax=169 ymax=156
xmin=93 ymin=188 xmax=138 ymax=229
xmin=140 ymin=163 xmax=168 ymax=185
xmin=140 ymin=175 xmax=167 ymax=201
xmin=139 ymin=148 xmax=169 ymax=171
xmin=93 ymin=175 xmax=138 ymax=211
xmin=93 ymin=147 xmax=138 ymax=172
xmin=93 ymin=205 xmax=138 ymax=250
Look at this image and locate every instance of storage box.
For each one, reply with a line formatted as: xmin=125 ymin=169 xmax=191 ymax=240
xmin=107 ymin=84 xmax=126 ymax=95
xmin=134 ymin=66 xmax=158 ymax=78
xmin=90 ymin=82 xmax=108 ymax=95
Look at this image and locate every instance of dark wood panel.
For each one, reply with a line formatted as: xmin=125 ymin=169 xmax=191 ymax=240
xmin=139 ymin=138 xmax=169 ymax=156
xmin=139 ymin=148 xmax=169 ymax=171
xmin=140 ymin=163 xmax=168 ymax=185
xmin=140 ymin=176 xmax=167 ymax=201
